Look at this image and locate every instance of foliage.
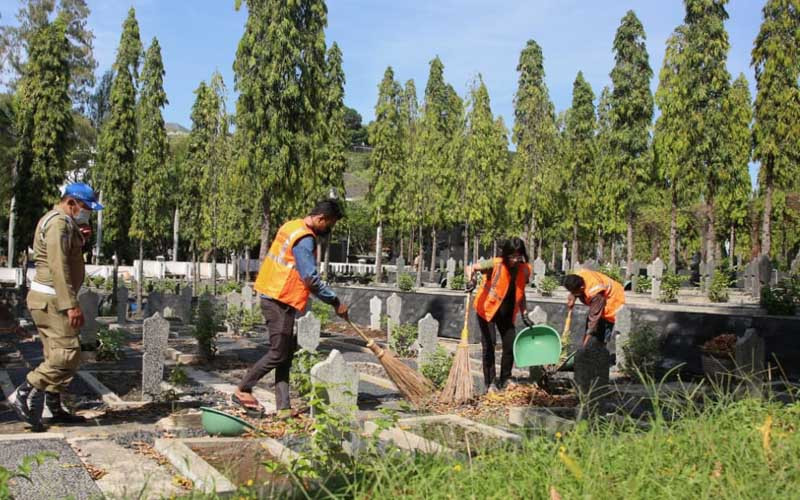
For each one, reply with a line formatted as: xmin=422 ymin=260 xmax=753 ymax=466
xmin=388 ymin=323 xmax=417 ymax=358
xmin=701 ymin=333 xmax=737 ymax=356
xmin=193 ymin=294 xmax=222 ymax=359
xmin=761 ymin=276 xmax=800 ymax=316
xmin=96 ymin=327 xmax=125 ymax=361
xmin=660 ymin=272 xmax=684 ymax=303
xmin=0 ymin=452 xmax=58 ymax=499
xmin=397 ymin=273 xmax=415 ymax=292
xmin=168 ymin=364 xmax=189 ymax=386
xmin=634 ymin=275 xmax=652 ymax=294
xmin=217 ymin=280 xmax=242 ymax=294
xmin=449 ymin=273 xmax=466 ymax=291
xmin=708 ymin=271 xmax=733 ymax=303
xmin=420 ymin=345 xmax=453 ymax=389
xmin=310 ymin=300 xmax=332 ymax=329
xmin=290 ymin=349 xmax=324 ymax=398
xmin=146 ymin=279 xmax=179 ymax=294
xmin=538 ymin=275 xmax=559 ymax=296
xmin=598 ymin=264 xmax=623 ymax=283
xmin=620 ymin=325 xmax=661 ymax=379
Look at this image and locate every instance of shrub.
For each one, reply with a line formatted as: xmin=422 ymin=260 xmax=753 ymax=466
xmin=420 ymin=346 xmax=453 ymax=389
xmin=599 ymin=264 xmax=623 ymax=283
xmin=397 ymin=273 xmax=415 ymax=292
xmin=634 ymin=275 xmax=652 ymax=294
xmin=621 ymin=325 xmax=661 ymax=378
xmin=193 ymin=295 xmax=222 ymax=359
xmin=660 ymin=273 xmax=683 ymax=303
xmin=310 ymin=300 xmax=332 ymax=329
xmin=389 ymin=323 xmax=417 ymax=358
xmin=708 ymin=271 xmax=733 ymax=303
xmin=761 ymin=276 xmax=800 ymax=316
xmin=701 ymin=333 xmax=736 ymax=356
xmin=218 ymin=280 xmax=242 ymax=294
xmin=291 ymin=349 xmax=325 ymax=398
xmin=240 ymin=307 xmax=261 ymax=333
xmin=449 ymin=273 xmax=466 ymax=290
xmin=538 ymin=276 xmax=558 ymax=296
xmin=96 ymin=327 xmax=125 ymax=361
xmin=168 ymin=364 xmax=189 ymax=386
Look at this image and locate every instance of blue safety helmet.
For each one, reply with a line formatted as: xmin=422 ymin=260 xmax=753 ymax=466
xmin=63 ymin=183 xmax=104 ymax=210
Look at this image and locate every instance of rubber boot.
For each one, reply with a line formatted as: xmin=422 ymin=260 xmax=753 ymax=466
xmin=9 ymin=381 xmax=45 ymax=432
xmin=44 ymin=392 xmax=86 ymax=424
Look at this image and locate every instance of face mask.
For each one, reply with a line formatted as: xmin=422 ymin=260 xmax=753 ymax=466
xmin=73 ymin=208 xmax=91 ymax=225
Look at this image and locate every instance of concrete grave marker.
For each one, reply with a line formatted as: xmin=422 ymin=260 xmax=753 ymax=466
xmin=297 ymin=312 xmax=321 ymax=352
xmin=142 ymin=313 xmax=170 ymax=399
xmin=78 ymin=288 xmax=100 ymax=345
xmin=755 ymin=255 xmax=772 ymax=300
xmin=736 ymin=328 xmax=766 ymax=397
xmin=178 ymin=286 xmax=193 ymax=324
xmin=396 ymin=257 xmax=406 ymax=276
xmin=369 ymin=296 xmax=382 ymax=330
xmin=116 ymin=285 xmax=128 ymax=323
xmin=649 ymin=257 xmax=665 ymax=300
xmin=446 ymin=258 xmax=456 ymax=284
xmin=226 ymin=291 xmax=242 ymax=310
xmin=386 ymin=293 xmax=402 ymax=340
xmin=613 ymin=306 xmax=632 ymax=369
xmin=574 ymin=338 xmax=610 ymax=408
xmin=310 ymin=349 xmax=359 ymax=421
xmin=530 ymin=306 xmax=548 ymax=325
xmin=146 ymin=291 xmax=164 ymax=318
xmin=533 ymin=258 xmax=546 ymax=288
xmin=241 ymin=284 xmax=255 ymax=312
xmin=416 ymin=313 xmax=439 ymax=365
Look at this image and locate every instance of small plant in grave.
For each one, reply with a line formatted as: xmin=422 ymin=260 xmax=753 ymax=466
xmin=388 ymin=323 xmax=417 ymax=358
xmin=96 ymin=327 xmax=125 ymax=361
xmin=701 ymin=333 xmax=736 ymax=358
xmin=621 ymin=325 xmax=662 ymax=379
xmin=420 ymin=345 xmax=453 ymax=389
xmin=240 ymin=307 xmax=261 ymax=334
xmin=225 ymin=305 xmax=244 ymax=334
xmin=310 ymin=300 xmax=332 ymax=329
xmin=761 ymin=276 xmax=800 ymax=316
xmin=193 ymin=295 xmax=222 ymax=359
xmin=168 ymin=364 xmax=189 ymax=386
xmin=290 ymin=349 xmax=325 ymax=398
xmin=218 ymin=280 xmax=242 ymax=294
xmin=397 ymin=273 xmax=415 ymax=292
xmin=599 ymin=264 xmax=623 ymax=283
xmin=634 ymin=275 xmax=652 ymax=294
xmin=449 ymin=273 xmax=466 ymax=290
xmin=659 ymin=272 xmax=684 ymax=303
xmin=708 ymin=271 xmax=734 ymax=303
xmin=537 ymin=275 xmax=559 ymax=296
xmin=0 ymin=452 xmax=58 ymax=498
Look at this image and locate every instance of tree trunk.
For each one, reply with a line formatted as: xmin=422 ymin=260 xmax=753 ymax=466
xmin=7 ymin=196 xmax=15 ymax=268
xmin=212 ymin=250 xmax=217 ymax=295
xmin=669 ymin=188 xmax=677 ymax=273
xmin=761 ymin=162 xmax=773 ymax=257
xmin=463 ymin=222 xmax=469 ymax=276
xmin=550 ymin=246 xmax=556 ymax=270
xmin=94 ymin=192 xmax=103 ymax=264
xmin=493 ymin=239 xmax=497 ymax=258
xmin=374 ymin=222 xmax=383 ymax=283
xmin=416 ymin=225 xmax=423 ymax=287
xmin=192 ymin=247 xmax=199 ymax=295
xmin=258 ymin=198 xmax=271 ymax=261
xmin=571 ymin=220 xmax=579 ymax=267
xmin=730 ymin=224 xmax=736 ymax=267
xmin=473 ymin=234 xmax=479 ymax=265
xmin=137 ymin=239 xmax=143 ymax=317
xmin=345 ymin=229 xmax=351 ymax=263
xmin=429 ymin=227 xmax=437 ymax=282
xmin=172 ymin=207 xmax=179 ymax=262
xmin=707 ymin=197 xmax=717 ymax=266
xmin=538 ymin=238 xmax=543 ymax=262
xmin=529 ymin=213 xmax=537 ymax=259
xmin=323 ymin=237 xmax=331 ymax=281
xmin=610 ymin=237 xmax=616 ymax=265
xmin=111 ymin=252 xmax=118 ymax=308
xmin=597 ymin=231 xmax=605 ymax=262
xmin=408 ymin=229 xmax=415 ymax=261
xmin=245 ymin=248 xmax=252 ymax=282
xmin=399 ymin=236 xmax=404 ymax=260
xmin=626 ymin=214 xmax=634 ymax=279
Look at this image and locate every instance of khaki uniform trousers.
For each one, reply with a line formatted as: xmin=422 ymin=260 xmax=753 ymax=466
xmin=26 ymin=291 xmax=81 ymax=393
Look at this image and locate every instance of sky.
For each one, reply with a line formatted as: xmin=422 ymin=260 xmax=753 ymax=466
xmin=1 ymin=0 xmax=764 ymax=179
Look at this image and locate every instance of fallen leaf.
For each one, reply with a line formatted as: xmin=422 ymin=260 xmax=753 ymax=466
xmin=550 ymin=486 xmax=562 ymax=500
xmin=759 ymin=415 xmax=773 ymax=460
xmin=711 ymin=461 xmax=722 ymax=479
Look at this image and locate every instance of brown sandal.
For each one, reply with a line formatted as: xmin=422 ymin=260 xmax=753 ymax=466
xmin=232 ymin=392 xmax=263 ymax=416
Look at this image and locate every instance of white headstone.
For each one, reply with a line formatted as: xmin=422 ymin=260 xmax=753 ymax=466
xmin=416 ymin=313 xmax=439 ymax=365
xmin=386 ymin=293 xmax=402 ymax=340
xmin=614 ymin=306 xmax=632 ymax=369
xmin=142 ymin=313 xmax=170 ymax=399
xmin=242 ymin=284 xmax=255 ymax=312
xmin=533 ymin=258 xmax=546 ymax=287
xmin=446 ymin=258 xmax=456 ymax=283
xmin=297 ymin=312 xmax=321 ymax=352
xmin=649 ymin=257 xmax=665 ymax=300
xmin=226 ymin=291 xmax=242 ymax=310
xmin=310 ymin=349 xmax=359 ymax=421
xmin=396 ymin=257 xmax=406 ymax=276
xmin=369 ymin=296 xmax=382 ymax=330
xmin=530 ymin=305 xmax=548 ymax=325
xmin=78 ymin=289 xmax=99 ymax=345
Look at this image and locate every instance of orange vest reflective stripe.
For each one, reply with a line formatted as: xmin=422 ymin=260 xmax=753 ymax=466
xmin=254 ymin=219 xmax=315 ymax=310
xmin=576 ymin=269 xmax=625 ymax=322
xmin=474 ymin=258 xmax=531 ymax=322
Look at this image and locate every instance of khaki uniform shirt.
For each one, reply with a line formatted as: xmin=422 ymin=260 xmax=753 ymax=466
xmin=32 ymin=206 xmax=85 ymax=311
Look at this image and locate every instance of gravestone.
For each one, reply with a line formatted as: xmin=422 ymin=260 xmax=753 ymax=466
xmin=116 ymin=285 xmax=128 ymax=323
xmin=744 ymin=260 xmax=755 ymax=294
xmin=369 ymin=296 xmax=382 ymax=330
xmin=142 ymin=313 xmax=170 ymax=399
xmin=736 ymin=328 xmax=765 ymax=397
xmin=386 ymin=293 xmax=402 ymax=341
xmin=530 ymin=305 xmax=547 ymax=326
xmin=297 ymin=312 xmax=321 ymax=352
xmin=613 ymin=306 xmax=632 ymax=369
xmin=396 ymin=257 xmax=406 ymax=276
xmin=177 ymin=286 xmax=193 ymax=324
xmin=242 ymin=284 xmax=255 ymax=313
xmin=573 ymin=337 xmax=610 ymax=409
xmin=648 ymin=257 xmax=665 ymax=301
xmin=533 ymin=258 xmax=546 ymax=288
xmin=582 ymin=259 xmax=598 ymax=271
xmin=446 ymin=258 xmax=456 ymax=284
xmin=225 ymin=292 xmax=242 ymax=334
xmin=310 ymin=349 xmax=359 ymax=421
xmin=78 ymin=289 xmax=100 ymax=345
xmin=770 ymin=269 xmax=780 ymax=287
xmin=458 ymin=260 xmax=463 ymax=270
xmin=416 ymin=313 xmax=438 ymax=365
xmin=754 ymin=255 xmax=772 ymax=300
xmin=439 ymin=258 xmax=445 ymax=272
xmin=145 ymin=291 xmax=164 ymax=318
xmin=562 ymin=258 xmax=570 ymax=273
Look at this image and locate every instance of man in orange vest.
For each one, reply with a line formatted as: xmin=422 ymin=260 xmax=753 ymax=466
xmin=234 ymin=200 xmax=349 ymax=417
xmin=563 ymin=270 xmax=625 ymax=348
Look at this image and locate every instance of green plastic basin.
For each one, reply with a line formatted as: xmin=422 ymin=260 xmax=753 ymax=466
xmin=513 ymin=325 xmax=562 ymax=368
xmin=200 ymin=407 xmax=256 ymax=437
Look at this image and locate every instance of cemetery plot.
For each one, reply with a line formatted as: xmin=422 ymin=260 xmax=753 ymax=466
xmin=396 ymin=415 xmax=521 ymax=456
xmin=185 ymin=439 xmax=294 ymax=493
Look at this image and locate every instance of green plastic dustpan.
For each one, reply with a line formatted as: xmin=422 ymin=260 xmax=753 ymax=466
xmin=200 ymin=407 xmax=256 ymax=437
xmin=513 ymin=325 xmax=562 ymax=368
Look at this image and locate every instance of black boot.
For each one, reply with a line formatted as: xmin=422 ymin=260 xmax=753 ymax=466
xmin=9 ymin=381 xmax=45 ymax=432
xmin=44 ymin=392 xmax=86 ymax=424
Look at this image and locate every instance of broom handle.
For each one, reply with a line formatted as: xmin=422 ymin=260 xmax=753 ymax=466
xmin=347 ymin=319 xmax=373 ymax=345
xmin=562 ymin=308 xmax=572 ymax=337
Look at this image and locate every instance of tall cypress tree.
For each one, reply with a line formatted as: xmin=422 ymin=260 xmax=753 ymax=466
xmin=96 ymin=7 xmax=142 ymax=261
xmin=131 ymin=38 xmax=169 ymax=307
xmin=609 ymin=10 xmax=654 ymax=276
xmin=318 ymin=42 xmax=347 ymax=201
xmin=751 ymin=0 xmax=800 ymax=258
xmin=593 ymin=86 xmax=624 ymax=261
xmin=564 ymin=71 xmax=596 ymax=266
xmin=682 ymin=0 xmax=732 ymax=264
xmin=510 ymin=40 xmax=558 ymax=258
xmin=233 ymin=0 xmax=328 ymax=260
xmin=12 ymin=15 xmax=72 ymax=257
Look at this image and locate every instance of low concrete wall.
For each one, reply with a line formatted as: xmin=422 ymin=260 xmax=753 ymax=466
xmin=328 ymin=285 xmax=800 ymax=378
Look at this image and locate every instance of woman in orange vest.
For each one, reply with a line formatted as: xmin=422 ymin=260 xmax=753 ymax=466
xmin=467 ymin=238 xmax=532 ymax=393
xmin=563 ymin=270 xmax=625 ymax=348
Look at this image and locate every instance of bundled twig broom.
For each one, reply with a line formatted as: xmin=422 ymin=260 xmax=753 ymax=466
xmin=439 ymin=290 xmax=475 ymax=404
xmin=347 ymin=319 xmax=433 ymax=406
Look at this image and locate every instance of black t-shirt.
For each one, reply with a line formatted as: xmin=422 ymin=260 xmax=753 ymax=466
xmin=496 ymin=265 xmax=518 ymax=318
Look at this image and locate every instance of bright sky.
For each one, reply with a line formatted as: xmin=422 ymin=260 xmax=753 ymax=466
xmin=1 ymin=0 xmax=763 ymax=179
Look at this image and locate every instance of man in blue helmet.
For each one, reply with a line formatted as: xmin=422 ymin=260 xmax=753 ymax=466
xmin=9 ymin=183 xmax=103 ymax=432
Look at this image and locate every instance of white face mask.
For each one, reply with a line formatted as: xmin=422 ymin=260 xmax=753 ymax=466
xmin=73 ymin=208 xmax=91 ymax=225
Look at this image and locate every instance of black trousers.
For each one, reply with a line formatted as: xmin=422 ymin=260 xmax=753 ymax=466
xmin=478 ymin=310 xmax=516 ymax=387
xmin=238 ymin=297 xmax=297 ymax=410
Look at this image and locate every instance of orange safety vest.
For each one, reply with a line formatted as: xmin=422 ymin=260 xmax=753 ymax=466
xmin=576 ymin=269 xmax=625 ymax=323
xmin=474 ymin=258 xmax=531 ymax=322
xmin=254 ymin=219 xmax=316 ymax=311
